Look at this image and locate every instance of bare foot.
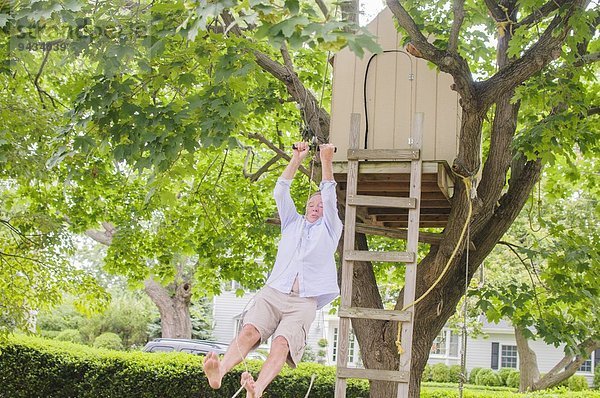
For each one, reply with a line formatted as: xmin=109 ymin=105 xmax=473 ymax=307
xmin=203 ymin=352 xmax=222 ymax=389
xmin=241 ymin=371 xmax=260 ymax=398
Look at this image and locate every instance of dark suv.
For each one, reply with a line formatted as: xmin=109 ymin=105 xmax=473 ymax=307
xmin=143 ymin=338 xmax=265 ymax=360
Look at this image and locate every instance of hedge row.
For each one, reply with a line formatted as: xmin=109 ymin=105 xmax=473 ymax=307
xmin=426 ymin=363 xmax=590 ymax=391
xmin=1 ymin=335 xmax=598 ymax=398
xmin=0 ymin=335 xmax=368 ymax=398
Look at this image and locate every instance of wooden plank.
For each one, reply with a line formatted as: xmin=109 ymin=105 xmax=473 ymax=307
xmin=339 ymin=306 xmax=412 ymax=322
xmin=333 ymin=160 xmax=441 ymax=175
xmin=383 ymin=221 xmax=446 ymax=228
xmin=337 ymin=367 xmax=410 ymax=383
xmin=419 ymin=199 xmax=452 ymax=208
xmin=347 ymin=149 xmax=419 ymax=161
xmin=435 ymin=69 xmax=459 ymax=165
xmin=372 ymin=7 xmax=399 ymax=151
xmin=413 ymin=56 xmax=437 ymax=162
xmin=347 ymin=194 xmax=416 ymax=209
xmin=344 ymin=250 xmax=414 ymax=263
xmin=329 ymin=43 xmax=357 ymax=163
xmin=437 ymin=162 xmax=451 ymax=200
xmin=376 ymin=215 xmax=448 ymax=223
xmin=355 ymin=223 xmax=443 ymax=245
xmin=335 ymin=173 xmax=439 ymax=183
xmin=397 ymin=112 xmax=423 ymax=398
xmin=339 ymin=182 xmax=442 ymax=193
xmin=335 ymin=113 xmax=361 ymax=398
xmin=367 ymin=208 xmax=450 ymax=215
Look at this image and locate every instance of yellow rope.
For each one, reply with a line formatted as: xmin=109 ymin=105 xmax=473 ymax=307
xmin=396 ymin=177 xmax=473 ymax=355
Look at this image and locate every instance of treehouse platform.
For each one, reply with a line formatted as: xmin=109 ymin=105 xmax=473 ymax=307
xmin=333 ymin=160 xmax=453 ymax=230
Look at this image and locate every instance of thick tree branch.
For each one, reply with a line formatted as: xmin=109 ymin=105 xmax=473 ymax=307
xmin=574 ymin=51 xmax=600 ymax=67
xmin=315 ymin=0 xmax=329 ymax=18
xmin=220 ymin=8 xmax=331 ymax=144
xmin=471 ymin=157 xmax=543 ymax=266
xmin=243 ymin=148 xmax=282 ymax=182
xmin=280 ymin=44 xmax=294 ymax=70
xmin=534 ymin=338 xmax=600 ymax=390
xmin=483 ymin=0 xmax=505 ymax=21
xmin=341 ymin=0 xmax=359 ymax=24
xmin=247 ymin=132 xmax=311 ymax=178
xmin=474 ymin=94 xmax=519 ymax=227
xmin=588 ymin=106 xmax=600 ymax=116
xmin=252 ymin=50 xmax=330 ymax=141
xmin=515 ymin=0 xmax=570 ymax=29
xmin=220 ymin=10 xmax=243 ymax=36
xmin=480 ymin=0 xmax=588 ymax=107
xmin=448 ymin=0 xmax=465 ymax=53
xmin=386 ymin=0 xmax=479 ymax=109
xmin=85 ymin=222 xmax=117 ymax=246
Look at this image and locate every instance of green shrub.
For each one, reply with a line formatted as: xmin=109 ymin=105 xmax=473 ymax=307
xmin=469 ymin=367 xmax=483 ymax=384
xmin=505 ymin=369 xmax=520 ymax=389
xmin=92 ymin=332 xmax=124 ymax=351
xmin=431 ymin=363 xmax=451 ymax=383
xmin=55 ymin=329 xmax=83 ymax=344
xmin=448 ymin=365 xmax=463 ymax=383
xmin=595 ymin=364 xmax=600 ymax=389
xmin=476 ymin=368 xmax=502 ymax=386
xmin=498 ymin=368 xmax=514 ymax=386
xmin=422 ymin=364 xmax=433 ymax=382
xmin=567 ymin=375 xmax=589 ymax=391
xmin=301 ymin=345 xmax=316 ymax=362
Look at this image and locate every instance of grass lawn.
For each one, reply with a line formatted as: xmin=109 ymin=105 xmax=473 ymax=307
xmin=422 ymin=382 xmax=600 ymax=397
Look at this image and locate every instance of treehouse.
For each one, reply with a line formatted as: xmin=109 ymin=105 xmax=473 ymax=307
xmin=330 ymin=7 xmax=460 ymax=231
xmin=332 ymin=10 xmax=463 ymax=395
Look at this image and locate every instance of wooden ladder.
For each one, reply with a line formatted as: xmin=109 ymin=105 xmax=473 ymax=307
xmin=335 ymin=113 xmax=423 ymax=398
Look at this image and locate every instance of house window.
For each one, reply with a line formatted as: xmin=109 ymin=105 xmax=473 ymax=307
xmin=333 ymin=327 xmax=338 ymax=361
xmin=578 ymin=359 xmax=592 ymax=373
xmin=332 ymin=327 xmax=359 ymax=364
xmin=501 ymin=345 xmax=518 ymax=368
xmin=431 ymin=331 xmax=447 ymax=355
xmin=349 ymin=330 xmax=356 ymax=363
xmin=430 ymin=330 xmax=459 ymax=358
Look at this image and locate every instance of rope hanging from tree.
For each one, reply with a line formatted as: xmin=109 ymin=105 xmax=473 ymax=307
xmin=395 ymin=175 xmax=474 ymax=355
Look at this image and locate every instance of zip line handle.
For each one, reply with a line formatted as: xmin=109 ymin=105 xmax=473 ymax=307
xmin=292 ymin=143 xmax=337 ymax=153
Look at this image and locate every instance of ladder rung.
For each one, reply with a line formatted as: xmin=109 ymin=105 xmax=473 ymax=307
xmin=344 ymin=250 xmax=415 ymax=263
xmin=347 ymin=194 xmax=416 ymax=209
xmin=347 ymin=149 xmax=420 ymax=161
xmin=337 ymin=367 xmax=410 ymax=383
xmin=339 ymin=306 xmax=412 ymax=322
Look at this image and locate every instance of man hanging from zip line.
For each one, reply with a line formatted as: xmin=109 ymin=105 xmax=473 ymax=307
xmin=203 ymin=142 xmax=343 ymax=398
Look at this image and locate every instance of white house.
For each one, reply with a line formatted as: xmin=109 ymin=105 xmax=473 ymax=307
xmin=211 ymin=287 xmax=597 ymax=386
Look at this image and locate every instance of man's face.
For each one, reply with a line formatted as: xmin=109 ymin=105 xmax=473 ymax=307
xmin=305 ymin=194 xmax=323 ymax=223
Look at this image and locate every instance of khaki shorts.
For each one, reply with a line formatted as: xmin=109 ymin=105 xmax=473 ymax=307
xmin=242 ymin=286 xmax=317 ymax=368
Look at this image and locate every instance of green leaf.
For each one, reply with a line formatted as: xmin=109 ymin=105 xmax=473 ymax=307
xmin=284 ymin=0 xmax=299 ymax=15
xmin=0 ymin=13 xmax=9 ymax=28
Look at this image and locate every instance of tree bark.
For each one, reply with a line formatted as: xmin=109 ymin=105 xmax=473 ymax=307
xmin=517 ymin=327 xmax=600 ymax=392
xmin=515 ymin=326 xmax=541 ymax=392
xmin=144 ymin=277 xmax=193 ymax=338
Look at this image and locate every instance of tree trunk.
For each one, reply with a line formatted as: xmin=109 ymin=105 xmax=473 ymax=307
xmin=530 ymin=338 xmax=600 ymax=391
xmin=144 ymin=278 xmax=193 ymax=338
xmin=86 ymin=223 xmax=195 ymax=339
xmin=515 ymin=326 xmax=541 ymax=392
xmin=517 ymin=327 xmax=600 ymax=392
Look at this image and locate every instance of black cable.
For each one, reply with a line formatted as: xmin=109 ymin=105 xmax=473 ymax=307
xmin=363 ymin=50 xmax=412 ymax=149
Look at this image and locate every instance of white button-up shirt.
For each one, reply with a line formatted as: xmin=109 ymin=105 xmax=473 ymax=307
xmin=266 ymin=178 xmax=343 ymax=309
